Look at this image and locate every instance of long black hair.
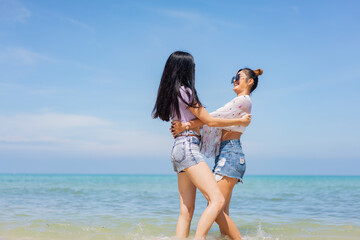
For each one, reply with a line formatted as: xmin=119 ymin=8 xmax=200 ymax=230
xmin=152 ymin=51 xmax=202 ymax=122
xmin=237 ymin=68 xmax=263 ymax=93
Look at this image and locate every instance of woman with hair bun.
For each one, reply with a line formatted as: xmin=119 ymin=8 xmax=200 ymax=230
xmin=171 ymin=67 xmax=263 ymax=237
xmin=153 ymin=51 xmax=251 ymax=239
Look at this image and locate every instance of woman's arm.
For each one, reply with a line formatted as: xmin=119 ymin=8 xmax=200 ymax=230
xmin=170 ymin=110 xmax=251 ymax=137
xmin=170 ymin=119 xmax=205 ymax=137
xmin=173 ymin=118 xmax=205 ymax=130
xmin=189 ymin=104 xmax=251 ymax=127
xmin=170 ymin=105 xmax=251 ymax=136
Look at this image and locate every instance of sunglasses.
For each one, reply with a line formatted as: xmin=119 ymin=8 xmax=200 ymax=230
xmin=231 ymin=74 xmax=241 ymax=84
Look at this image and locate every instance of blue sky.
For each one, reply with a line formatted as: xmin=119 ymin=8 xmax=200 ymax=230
xmin=0 ymin=0 xmax=359 ymax=174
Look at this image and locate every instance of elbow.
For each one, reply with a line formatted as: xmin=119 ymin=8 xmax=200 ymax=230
xmin=244 ymin=120 xmax=252 ymax=127
xmin=207 ymin=121 xmax=217 ymax=127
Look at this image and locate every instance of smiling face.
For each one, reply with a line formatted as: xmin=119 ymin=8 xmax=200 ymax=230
xmin=233 ymin=70 xmax=252 ymax=95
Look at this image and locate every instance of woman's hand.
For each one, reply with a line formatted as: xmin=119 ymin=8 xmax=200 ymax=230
xmin=240 ymin=114 xmax=252 ymax=127
xmin=170 ymin=121 xmax=186 ymax=138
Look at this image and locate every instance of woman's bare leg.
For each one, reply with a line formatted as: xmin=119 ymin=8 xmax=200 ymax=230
xmin=218 ymin=176 xmax=237 ymax=214
xmin=215 ymin=176 xmax=241 ymax=239
xmin=185 ymin=162 xmax=225 ymax=239
xmin=215 ymin=211 xmax=241 ymax=240
xmin=223 ymin=191 xmax=233 ymax=215
xmin=176 ymin=172 xmax=196 ymax=238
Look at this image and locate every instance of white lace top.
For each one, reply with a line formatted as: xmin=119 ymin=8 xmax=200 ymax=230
xmin=200 ymin=95 xmax=252 ymax=158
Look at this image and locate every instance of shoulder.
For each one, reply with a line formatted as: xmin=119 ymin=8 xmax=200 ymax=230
xmin=180 ymin=86 xmax=193 ymax=97
xmin=180 ymin=85 xmax=192 ymax=94
xmin=179 ymin=86 xmax=193 ymax=103
xmin=224 ymin=95 xmax=251 ymax=108
xmin=232 ymin=95 xmax=251 ymax=103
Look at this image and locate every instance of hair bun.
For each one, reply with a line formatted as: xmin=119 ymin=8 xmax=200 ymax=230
xmin=254 ymin=69 xmax=263 ymax=76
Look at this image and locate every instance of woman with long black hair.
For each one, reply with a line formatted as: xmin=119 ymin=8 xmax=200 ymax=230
xmin=152 ymin=51 xmax=250 ymax=239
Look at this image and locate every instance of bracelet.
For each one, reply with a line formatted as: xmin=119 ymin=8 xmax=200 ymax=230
xmin=185 ymin=122 xmax=190 ymax=130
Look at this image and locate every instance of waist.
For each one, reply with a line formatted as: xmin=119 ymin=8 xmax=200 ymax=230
xmin=221 ymin=130 xmax=242 ymax=141
xmin=175 ymin=130 xmax=201 ymax=139
xmin=171 ymin=115 xmax=197 ymax=123
xmin=220 ymin=139 xmax=241 ymax=148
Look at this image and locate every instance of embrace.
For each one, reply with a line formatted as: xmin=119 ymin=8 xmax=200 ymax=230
xmin=152 ymin=51 xmax=263 ymax=239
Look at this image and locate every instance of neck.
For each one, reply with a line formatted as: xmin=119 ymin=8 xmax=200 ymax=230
xmin=236 ymin=89 xmax=251 ymax=96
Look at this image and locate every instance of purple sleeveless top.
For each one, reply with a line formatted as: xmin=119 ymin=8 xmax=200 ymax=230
xmin=171 ymin=86 xmax=197 ymax=122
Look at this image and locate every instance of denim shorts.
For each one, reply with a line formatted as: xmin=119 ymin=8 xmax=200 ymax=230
xmin=171 ymin=130 xmax=205 ymax=173
xmin=213 ymin=139 xmax=246 ymax=183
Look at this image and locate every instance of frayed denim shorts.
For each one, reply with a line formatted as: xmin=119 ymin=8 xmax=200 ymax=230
xmin=213 ymin=139 xmax=246 ymax=183
xmin=171 ymin=130 xmax=205 ymax=173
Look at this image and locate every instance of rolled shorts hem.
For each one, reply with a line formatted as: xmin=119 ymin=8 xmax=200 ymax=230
xmin=213 ymin=173 xmax=243 ymax=183
xmin=175 ymin=159 xmax=205 ymax=173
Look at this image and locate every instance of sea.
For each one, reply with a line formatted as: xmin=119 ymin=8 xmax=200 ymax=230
xmin=0 ymin=174 xmax=359 ymax=240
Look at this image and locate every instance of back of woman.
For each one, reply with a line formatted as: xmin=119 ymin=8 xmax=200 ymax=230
xmin=153 ymin=51 xmax=247 ymax=240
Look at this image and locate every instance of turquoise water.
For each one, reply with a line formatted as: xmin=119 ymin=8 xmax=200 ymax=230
xmin=0 ymin=174 xmax=359 ymax=239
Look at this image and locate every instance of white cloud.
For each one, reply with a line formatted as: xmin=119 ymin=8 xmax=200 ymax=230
xmin=160 ymin=8 xmax=204 ymax=22
xmin=64 ymin=17 xmax=95 ymax=32
xmin=0 ymin=0 xmax=31 ymax=23
xmin=291 ymin=5 xmax=299 ymax=15
xmin=1 ymin=113 xmax=111 ymax=130
xmin=156 ymin=7 xmax=242 ymax=29
xmin=0 ymin=112 xmax=172 ymax=157
xmin=0 ymin=46 xmax=112 ymax=78
xmin=0 ymin=82 xmax=71 ymax=97
xmin=0 ymin=47 xmax=54 ymax=65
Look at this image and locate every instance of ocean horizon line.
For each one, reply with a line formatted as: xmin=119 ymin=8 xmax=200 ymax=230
xmin=1 ymin=173 xmax=359 ymax=177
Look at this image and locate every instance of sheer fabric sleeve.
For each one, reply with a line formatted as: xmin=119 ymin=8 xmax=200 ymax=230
xmin=200 ymin=125 xmax=222 ymax=158
xmin=200 ymin=96 xmax=250 ymax=158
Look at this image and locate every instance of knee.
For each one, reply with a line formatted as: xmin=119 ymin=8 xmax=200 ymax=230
xmin=179 ymin=204 xmax=195 ymax=220
xmin=212 ymin=193 xmax=225 ymax=211
xmin=218 ymin=195 xmax=226 ymax=209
